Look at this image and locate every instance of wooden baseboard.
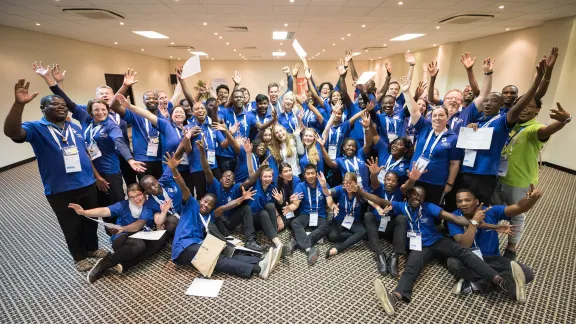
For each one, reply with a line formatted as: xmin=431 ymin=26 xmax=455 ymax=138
xmin=0 ymin=157 xmax=36 ymax=173
xmin=542 ymin=161 xmax=576 ymax=175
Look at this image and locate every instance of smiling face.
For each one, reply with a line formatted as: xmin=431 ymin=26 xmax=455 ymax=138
xmin=157 ymin=91 xmax=168 ymax=107
xmin=43 ymin=96 xmax=69 ymax=122
xmin=91 ymin=102 xmax=109 ymax=123
xmin=257 ymin=99 xmax=269 ymax=116
xmin=262 ymin=128 xmax=272 ymax=144
xmin=343 ymin=139 xmax=357 ymax=157
xmin=431 ymin=107 xmax=448 ymax=131
xmin=384 ymin=172 xmax=399 ymax=193
xmin=141 ymin=177 xmax=162 ymax=196
xmin=280 ymin=165 xmax=293 ymax=181
xmin=390 ymin=138 xmax=407 ymax=158
xmin=417 ymin=99 xmax=427 ymax=115
xmin=143 ymin=92 xmax=159 ymax=111
xmin=320 ymin=84 xmax=331 ymax=98
xmin=128 ymin=189 xmax=146 ymax=207
xmin=357 ymin=95 xmax=367 ymax=109
xmin=274 ymin=125 xmax=287 ymax=142
xmin=455 ymin=191 xmax=479 ymax=217
xmin=95 ymin=87 xmax=113 ymax=105
xmin=268 ymin=86 xmax=279 ymax=104
xmin=304 ymin=168 xmax=317 ymax=185
xmin=330 ymin=91 xmax=342 ymax=104
xmin=233 ymin=90 xmax=244 ymax=109
xmin=171 ymin=107 xmax=186 ymax=125
xmin=243 ymin=89 xmax=250 ymax=104
xmin=408 ymin=187 xmax=426 ymax=209
xmin=199 ymin=195 xmax=216 ymax=214
xmin=221 ymin=171 xmax=235 ymax=188
xmin=255 ymin=142 xmax=267 ymax=157
xmin=217 ymin=88 xmax=229 ymax=103
xmin=502 ymin=86 xmax=518 ymax=106
xmin=283 ymin=94 xmax=295 ymax=111
xmin=518 ymin=99 xmax=539 ymax=123
xmin=383 ymin=96 xmax=395 ymax=116
xmin=261 ymin=169 xmax=274 ymax=186
xmin=388 ymin=83 xmax=400 ymax=97
xmin=192 ymin=103 xmax=207 ymax=122
xmin=463 ymin=86 xmax=474 ymax=102
xmin=483 ymin=93 xmax=504 ymax=116
xmin=444 ymin=90 xmax=462 ymax=114
xmin=303 ymin=129 xmax=316 ymax=146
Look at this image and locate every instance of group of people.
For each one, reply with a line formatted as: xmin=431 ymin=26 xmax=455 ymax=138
xmin=4 ymin=45 xmax=572 ymax=315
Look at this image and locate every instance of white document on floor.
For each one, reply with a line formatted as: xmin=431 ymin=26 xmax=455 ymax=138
xmin=185 ymin=278 xmax=224 ymax=298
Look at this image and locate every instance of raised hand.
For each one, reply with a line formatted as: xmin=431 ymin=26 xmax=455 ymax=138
xmin=229 ymin=121 xmax=240 ymax=135
xmin=317 ymin=171 xmax=327 ymax=187
xmin=422 ymin=62 xmax=428 ymax=72
xmin=535 ymin=58 xmax=546 ymax=78
xmin=367 ymin=157 xmax=384 ymax=175
xmin=385 ymin=62 xmax=392 ymax=77
xmin=195 ymin=139 xmax=205 ymax=151
xmin=115 ymin=93 xmax=130 ymax=108
xmin=279 ymin=77 xmax=286 ymax=89
xmin=404 ymin=51 xmax=415 ymax=64
xmin=282 ymin=66 xmax=290 ymax=74
xmin=414 ymin=81 xmax=428 ymax=99
xmin=14 ymin=79 xmax=39 ymax=104
xmin=260 ymin=154 xmax=271 ymax=166
xmin=407 ymin=162 xmax=427 ymax=181
xmin=366 ymin=100 xmax=376 ymax=112
xmin=51 ymin=63 xmax=67 ymax=83
xmin=290 ymin=192 xmax=304 ymax=202
xmin=128 ymin=159 xmax=147 ymax=173
xmin=344 ymin=50 xmax=354 ymax=64
xmin=399 ymin=75 xmax=411 ymax=93
xmin=188 ymin=125 xmax=201 ymax=137
xmin=211 ymin=121 xmax=227 ymax=132
xmin=272 ymin=188 xmax=283 ymax=202
xmin=282 ymin=202 xmax=292 ymax=216
xmin=336 ymin=59 xmax=348 ymax=76
xmin=360 ymin=111 xmax=371 ymax=128
xmin=32 ymin=61 xmax=51 ymax=78
xmin=158 ymin=103 xmax=169 ymax=118
xmin=243 ymin=137 xmax=252 ymax=153
xmin=482 ymin=57 xmax=496 ymax=73
xmin=460 ymin=52 xmax=476 ymax=70
xmin=292 ymin=63 xmax=300 ymax=76
xmin=240 ymin=186 xmax=257 ymax=201
xmin=123 ymin=68 xmax=139 ymax=87
xmin=427 ymin=61 xmax=439 ymax=77
xmin=68 ymin=203 xmax=85 ymax=216
xmin=331 ymin=100 xmax=343 ymax=113
xmin=175 ymin=66 xmax=183 ymax=80
xmin=546 ymin=47 xmax=559 ymax=69
xmin=163 ymin=151 xmax=183 ymax=169
xmin=232 ymin=70 xmax=241 ymax=85
xmin=526 ymin=185 xmax=543 ymax=200
xmin=160 ymin=198 xmax=173 ymax=214
xmin=305 ymin=68 xmax=312 ymax=79
xmin=315 ymin=133 xmax=326 ymax=146
xmin=472 ymin=203 xmax=491 ymax=222
xmin=550 ymin=102 xmax=571 ymax=122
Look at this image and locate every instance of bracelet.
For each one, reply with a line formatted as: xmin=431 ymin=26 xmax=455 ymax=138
xmin=484 ymin=72 xmax=493 ymax=75
xmin=410 ymin=63 xmax=415 ymax=66
xmin=543 ymin=79 xmax=551 ymax=82
xmin=173 ymin=174 xmax=181 ymax=179
xmin=446 ymin=182 xmax=454 ymax=187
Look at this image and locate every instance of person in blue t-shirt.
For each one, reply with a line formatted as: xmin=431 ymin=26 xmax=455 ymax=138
xmin=4 ymin=79 xmax=106 ymax=272
xmin=374 ymin=95 xmax=406 ymax=145
xmin=274 ymin=162 xmax=303 ymax=231
xmin=300 ymin=128 xmax=325 ymax=175
xmin=325 ymin=172 xmax=367 ymax=258
xmin=356 ymin=186 xmax=522 ymax=316
xmin=285 ymin=164 xmax=338 ymax=266
xmin=246 ymin=94 xmax=277 ymax=140
xmin=68 ymin=183 xmax=169 ymax=283
xmin=372 ymin=137 xmax=412 ymax=184
xmin=447 ymin=188 xmax=540 ymax=301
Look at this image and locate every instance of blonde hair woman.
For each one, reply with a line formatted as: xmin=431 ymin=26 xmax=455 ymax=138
xmin=299 ymin=127 xmax=324 ymax=174
xmin=270 ymin=123 xmax=304 ymax=177
xmin=277 ymin=91 xmax=301 ymax=134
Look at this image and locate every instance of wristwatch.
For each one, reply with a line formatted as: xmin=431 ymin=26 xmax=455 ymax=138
xmin=470 ymin=220 xmax=480 ymax=226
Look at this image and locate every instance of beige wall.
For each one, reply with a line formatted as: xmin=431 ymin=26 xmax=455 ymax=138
xmin=0 ymin=25 xmax=172 ymax=168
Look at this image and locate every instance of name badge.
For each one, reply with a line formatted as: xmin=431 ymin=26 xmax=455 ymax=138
xmin=387 ymin=132 xmax=398 ymax=143
xmin=377 ymin=169 xmax=386 ymax=184
xmin=285 ymin=211 xmax=295 ymax=219
xmin=498 ymin=156 xmax=508 ymax=177
xmin=415 ymin=156 xmax=430 ymax=172
xmin=146 ymin=142 xmax=159 ymax=157
xmin=407 ymin=135 xmax=415 ymax=144
xmin=378 ymin=216 xmax=391 ymax=232
xmin=328 ymin=145 xmax=337 ymax=160
xmin=63 ymin=146 xmax=81 ymax=173
xmin=149 ymin=137 xmax=160 ymax=144
xmin=87 ymin=143 xmax=102 ymax=161
xmin=471 ymin=248 xmax=483 ymax=260
xmin=463 ymin=149 xmax=477 ymax=168
xmin=181 ymin=152 xmax=189 ymax=165
xmin=309 ymin=212 xmax=319 ymax=227
xmin=409 ymin=232 xmax=422 ymax=251
xmin=356 ymin=176 xmax=363 ymax=189
xmin=342 ymin=214 xmax=354 ymax=229
xmin=207 ymin=149 xmax=216 ymax=165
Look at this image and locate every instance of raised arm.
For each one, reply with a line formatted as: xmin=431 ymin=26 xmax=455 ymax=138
xmin=255 ymin=109 xmax=278 ymax=130
xmin=535 ymin=47 xmax=558 ymax=100
xmin=306 ymin=68 xmax=325 ymax=107
xmin=116 ymin=94 xmax=158 ymax=127
xmin=344 ymin=51 xmax=359 ymax=81
xmin=452 ymin=205 xmax=487 ymax=248
xmin=400 ymin=76 xmax=419 ymax=125
xmin=195 ymin=138 xmax=215 ymax=185
xmin=163 ymin=152 xmax=192 ymax=202
xmin=506 ymin=58 xmax=545 ymax=126
xmin=504 ymin=187 xmax=543 ymax=218
xmin=109 ymin=69 xmax=139 ymax=117
xmin=404 ymin=52 xmax=416 ymax=82
xmin=361 ymin=111 xmax=373 ymax=155
xmin=224 ymin=71 xmax=241 ymax=108
xmin=4 ymin=79 xmax=38 ymax=142
xmin=366 ymin=157 xmax=385 ymax=190
xmin=68 ymin=204 xmax=112 ymax=218
xmin=214 ymin=122 xmax=240 ymax=154
xmin=336 ymin=60 xmax=352 ymax=105
xmin=537 ymin=102 xmax=572 ymax=140
xmin=460 ymin=52 xmax=480 ymax=96
xmin=473 ymin=58 xmax=495 ymax=110
xmin=316 ymin=134 xmax=338 ymax=169
xmin=356 ymin=187 xmax=391 ymax=208
xmin=439 ymin=210 xmax=470 ymax=226
xmin=175 ymin=66 xmax=196 ymax=107
xmin=214 ymin=186 xmax=257 ymax=218
xmin=376 ymin=63 xmax=392 ymax=104
xmin=426 ymin=62 xmax=442 ymax=105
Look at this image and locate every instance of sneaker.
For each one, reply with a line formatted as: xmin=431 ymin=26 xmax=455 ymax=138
xmin=307 ymin=246 xmax=319 ymax=266
xmin=270 ymin=246 xmax=283 ymax=273
xmin=245 ymin=239 xmax=263 ymax=252
xmin=281 ymin=241 xmax=293 ymax=258
xmin=87 ymin=249 xmax=110 ymax=259
xmin=258 ymin=248 xmax=273 ymax=279
xmin=374 ymin=279 xmax=399 ymax=316
xmin=510 ymin=261 xmax=527 ymax=303
xmin=503 ymin=249 xmax=517 ymax=260
xmin=112 ymin=263 xmax=123 ymax=274
xmin=75 ymin=259 xmax=93 ymax=272
xmin=87 ymin=255 xmax=112 ymax=284
xmin=452 ymin=279 xmax=473 ymax=295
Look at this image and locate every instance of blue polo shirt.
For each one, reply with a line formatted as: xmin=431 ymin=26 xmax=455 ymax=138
xmin=140 ymin=167 xmax=183 ymax=220
xmin=249 ymin=179 xmax=274 ymax=213
xmin=122 ymin=110 xmax=163 ymax=162
xmin=185 ymin=120 xmax=225 ymax=173
xmin=331 ymin=185 xmax=362 ymax=222
xmin=374 ymin=138 xmax=409 ymax=182
xmin=325 ymin=120 xmax=352 ymax=158
xmin=394 ymin=93 xmax=406 ymax=116
xmin=278 ymin=110 xmax=299 ymax=134
xmin=156 ymin=118 xmax=189 ymax=173
xmin=22 ymin=118 xmax=95 ymax=195
xmin=299 ymin=143 xmax=325 ymax=174
xmin=391 ymin=201 xmax=443 ymax=247
xmin=410 ymin=116 xmax=463 ymax=186
xmin=301 ymin=102 xmax=326 ymax=133
xmin=207 ymin=179 xmax=242 ymax=218
xmin=460 ymin=114 xmax=511 ymax=176
xmin=247 ymin=110 xmax=271 ymax=140
xmin=171 ymin=198 xmax=207 ymax=263
xmin=217 ymin=107 xmax=256 ymax=157
xmin=375 ymin=113 xmax=405 ymax=146
xmin=294 ymin=180 xmax=330 ymax=218
xmin=335 ymin=150 xmax=369 ymax=189
xmin=107 ymin=200 xmax=155 ymax=241
xmin=369 ymin=184 xmax=403 ymax=219
xmin=348 ymin=103 xmax=369 ymax=148
xmin=447 ymin=103 xmax=481 ymax=135
xmin=72 ymin=108 xmax=124 ymax=175
xmin=235 ymin=146 xmax=258 ymax=184
xmin=448 ymin=205 xmax=507 ymax=256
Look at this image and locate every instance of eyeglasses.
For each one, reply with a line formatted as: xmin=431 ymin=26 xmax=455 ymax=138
xmin=128 ymin=192 xmax=144 ymax=200
xmin=444 ymin=97 xmax=462 ymax=102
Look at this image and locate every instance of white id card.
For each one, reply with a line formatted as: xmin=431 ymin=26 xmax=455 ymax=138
xmin=378 ymin=216 xmax=390 ymax=232
xmin=342 ymin=214 xmax=354 ymax=229
xmin=181 ymin=152 xmax=189 ymax=165
xmin=415 ymin=156 xmax=430 ymax=172
xmin=471 ymin=248 xmax=484 ymax=260
xmin=285 ymin=211 xmax=295 ymax=219
xmin=377 ymin=170 xmax=386 ymax=184
xmin=328 ymin=145 xmax=337 ymax=160
xmin=309 ymin=212 xmax=318 ymax=227
xmin=498 ymin=156 xmax=508 ymax=177
xmin=146 ymin=142 xmax=159 ymax=157
xmin=207 ymin=149 xmax=216 ymax=165
xmin=87 ymin=143 xmax=102 ymax=160
xmin=356 ymin=176 xmax=363 ymax=189
xmin=387 ymin=133 xmax=398 ymax=143
xmin=409 ymin=232 xmax=422 ymax=251
xmin=63 ymin=146 xmax=81 ymax=173
xmin=463 ymin=149 xmax=477 ymax=167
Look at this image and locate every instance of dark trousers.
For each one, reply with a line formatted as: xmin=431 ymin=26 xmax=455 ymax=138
xmin=175 ymin=243 xmax=259 ymax=278
xmin=110 ymin=232 xmax=169 ymax=271
xmin=454 ymin=173 xmax=499 ymax=205
xmin=98 ymin=173 xmax=125 ymax=227
xmin=254 ymin=203 xmax=278 ymax=240
xmin=46 ymin=184 xmax=99 ymax=262
xmin=119 ymin=155 xmax=137 ymax=187
xmin=290 ymin=214 xmax=330 ymax=250
xmin=137 ymin=161 xmax=163 ymax=181
xmin=395 ymin=237 xmax=498 ymax=302
xmin=365 ymin=212 xmax=407 ymax=255
xmin=165 ymin=215 xmax=180 ymax=236
xmin=327 ymin=219 xmax=367 ymax=253
xmin=215 ymin=204 xmax=257 ymax=241
xmin=217 ymin=155 xmax=237 ymax=173
xmin=447 ymin=255 xmax=534 ymax=294
xmin=326 ymin=168 xmax=342 ymax=188
xmin=415 ymin=181 xmax=445 ymax=205
xmin=189 ymin=169 xmax=221 ymax=200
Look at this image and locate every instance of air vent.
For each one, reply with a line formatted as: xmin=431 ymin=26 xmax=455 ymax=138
xmin=225 ymin=26 xmax=249 ymax=32
xmin=439 ymin=14 xmax=494 ymax=24
xmin=363 ymin=46 xmax=388 ymax=51
xmin=242 ymin=46 xmax=258 ymax=50
xmin=168 ymin=45 xmax=194 ymax=50
xmin=62 ymin=8 xmax=124 ymax=20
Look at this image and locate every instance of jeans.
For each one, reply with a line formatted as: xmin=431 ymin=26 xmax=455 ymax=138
xmin=364 ymin=212 xmax=407 ymax=255
xmin=327 ymin=219 xmax=367 ymax=253
xmin=492 ymin=181 xmax=529 ymax=244
xmin=290 ymin=214 xmax=330 ymax=250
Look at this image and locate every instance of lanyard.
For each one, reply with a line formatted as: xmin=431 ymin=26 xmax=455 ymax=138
xmin=84 ymin=123 xmax=103 ymax=145
xmin=201 ymin=124 xmax=215 ymax=148
xmin=344 ymin=194 xmax=357 ymax=216
xmin=152 ymin=188 xmax=177 ymax=215
xmin=284 ymin=112 xmax=295 ymax=132
xmin=450 ymin=116 xmax=457 ymax=129
xmin=385 ymin=115 xmax=396 ymax=133
xmin=304 ymin=109 xmax=314 ymax=126
xmin=144 ymin=120 xmax=158 ymax=140
xmin=174 ymin=123 xmax=183 ymax=139
xmin=385 ymin=155 xmax=404 ymax=171
xmin=503 ymin=127 xmax=527 ymax=154
xmin=232 ymin=112 xmax=247 ymax=136
xmin=110 ymin=112 xmax=120 ymax=125
xmin=404 ymin=205 xmax=422 ymax=232
xmin=200 ymin=213 xmax=211 ymax=230
xmin=329 ymin=126 xmax=341 ymax=145
xmin=47 ymin=124 xmax=76 ymax=149
xmin=479 ymin=115 xmax=500 ymax=128
xmin=384 ymin=191 xmax=394 ymax=202
xmin=345 ymin=156 xmax=360 ymax=173
xmin=421 ymin=129 xmax=447 ymax=159
xmin=251 ymin=153 xmax=259 ymax=170
xmin=307 ymin=185 xmax=320 ymax=213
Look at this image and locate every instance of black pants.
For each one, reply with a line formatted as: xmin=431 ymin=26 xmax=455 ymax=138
xmin=189 ymin=169 xmax=221 ymax=200
xmin=165 ymin=215 xmax=180 ymax=237
xmin=365 ymin=212 xmax=407 ymax=255
xmin=326 ymin=168 xmax=342 ymax=188
xmin=109 ymin=232 xmax=169 ymax=271
xmin=215 ymin=204 xmax=257 ymax=241
xmin=328 ymin=219 xmax=367 ymax=253
xmin=217 ymin=155 xmax=237 ymax=173
xmin=46 ymin=184 xmax=99 ymax=262
xmin=175 ymin=243 xmax=259 ymax=278
xmin=291 ymin=214 xmax=330 ymax=250
xmin=454 ymin=173 xmax=499 ymax=205
xmin=395 ymin=237 xmax=498 ymax=302
xmin=137 ymin=161 xmax=163 ymax=181
xmin=254 ymin=203 xmax=278 ymax=240
xmin=119 ymin=155 xmax=137 ymax=187
xmin=447 ymin=255 xmax=534 ymax=294
xmin=415 ymin=181 xmax=445 ymax=205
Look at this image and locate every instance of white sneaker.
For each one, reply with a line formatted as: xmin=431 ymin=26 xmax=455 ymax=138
xmin=511 ymin=261 xmax=526 ymax=303
xmin=270 ymin=245 xmax=283 ymax=273
xmin=259 ymin=248 xmax=273 ymax=279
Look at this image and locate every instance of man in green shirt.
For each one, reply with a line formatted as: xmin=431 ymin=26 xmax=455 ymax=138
xmin=493 ymin=99 xmax=571 ymax=259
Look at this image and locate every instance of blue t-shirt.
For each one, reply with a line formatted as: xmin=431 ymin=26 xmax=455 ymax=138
xmin=294 ymin=180 xmax=330 ymax=219
xmin=72 ymin=109 xmax=124 ymax=175
xmin=460 ymin=114 xmax=511 ymax=176
xmin=299 ymin=143 xmax=325 ymax=174
xmin=235 ymin=146 xmax=259 ymax=184
xmin=247 ymin=110 xmax=271 ymax=140
xmin=217 ymin=107 xmax=256 ymax=157
xmin=140 ymin=167 xmax=183 ymax=220
xmin=278 ymin=110 xmax=299 ymax=134
xmin=448 ymin=205 xmax=507 ymax=256
xmin=410 ymin=116 xmax=463 ymax=186
xmin=171 ymin=198 xmax=209 ymax=263
xmin=185 ymin=120 xmax=225 ymax=173
xmin=156 ymin=118 xmax=188 ymax=172
xmin=325 ymin=121 xmax=352 ymax=158
xmin=335 ymin=150 xmax=369 ymax=189
xmin=22 ymin=118 xmax=95 ymax=195
xmin=369 ymin=184 xmax=403 ymax=220
xmin=348 ymin=103 xmax=369 ymax=148
xmin=122 ymin=110 xmax=163 ymax=162
xmin=108 ymin=200 xmax=155 ymax=241
xmin=391 ymin=201 xmax=443 ymax=247
xmin=375 ymin=113 xmax=406 ymax=146
xmin=448 ymin=103 xmax=481 ymax=135
xmin=331 ymin=185 xmax=362 ymax=222
xmin=207 ymin=179 xmax=242 ymax=218
xmin=394 ymin=93 xmax=406 ymax=116
xmin=301 ymin=102 xmax=326 ymax=133
xmin=249 ymin=179 xmax=275 ymax=213
xmin=374 ymin=138 xmax=409 ymax=182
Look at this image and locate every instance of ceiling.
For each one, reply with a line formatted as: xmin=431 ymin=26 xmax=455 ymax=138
xmin=1 ymin=0 xmax=576 ymax=61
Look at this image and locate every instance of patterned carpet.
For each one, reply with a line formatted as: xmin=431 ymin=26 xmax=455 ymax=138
xmin=0 ymin=162 xmax=574 ymax=323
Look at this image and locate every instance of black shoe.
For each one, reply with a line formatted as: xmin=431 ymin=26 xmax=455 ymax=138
xmin=307 ymin=247 xmax=319 ymax=266
xmin=389 ymin=253 xmax=399 ymax=278
xmin=86 ymin=255 xmax=112 ymax=284
xmin=503 ymin=249 xmax=517 ymax=260
xmin=374 ymin=279 xmax=399 ymax=316
xmin=245 ymin=239 xmax=263 ymax=252
xmin=452 ymin=279 xmax=473 ymax=295
xmin=377 ymin=253 xmax=389 ymax=275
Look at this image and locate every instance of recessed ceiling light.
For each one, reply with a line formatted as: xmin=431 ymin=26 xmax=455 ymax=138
xmin=273 ymin=51 xmax=287 ymax=56
xmin=322 ymin=49 xmax=325 ymax=52
xmin=203 ymin=22 xmax=207 ymax=25
xmin=436 ymin=26 xmax=440 ymax=29
xmin=290 ymin=0 xmax=294 ymax=2
xmin=280 ymin=42 xmax=284 ymax=45
xmin=379 ymin=56 xmax=382 ymax=59
xmin=114 ymin=42 xmax=118 ymax=45
xmin=316 ymin=53 xmax=320 ymax=55
xmin=133 ymin=31 xmax=169 ymax=39
xmin=506 ymin=28 xmax=510 ymax=31
xmin=141 ymin=49 xmax=144 ymax=51
xmin=398 ymin=1 xmax=403 ymax=4
xmin=341 ymin=37 xmax=345 ymax=40
xmin=273 ymin=31 xmax=288 ymax=39
xmin=433 ymin=44 xmax=437 ymax=46
xmin=407 ymin=49 xmax=410 ymax=52
xmin=35 ymin=23 xmax=40 ymax=26
xmin=361 ymin=24 xmax=366 ymax=28
xmin=214 ymin=32 xmax=218 ymax=35
xmin=332 ymin=43 xmax=336 ymax=46
xmin=170 ymin=56 xmax=173 ymax=58
xmin=284 ymin=23 xmax=288 ymax=26
xmin=370 ymin=58 xmax=373 ymax=61
xmin=191 ymin=52 xmax=208 ymax=56
xmin=365 ymin=49 xmax=368 ymax=52
xmin=226 ymin=42 xmax=229 ymax=45
xmin=170 ymin=42 xmax=174 ymax=45
xmin=391 ymin=33 xmax=425 ymax=41
xmin=120 ymin=22 xmax=124 ymax=25
xmin=383 ymin=43 xmax=387 ymax=46
xmin=499 ymin=5 xmax=504 ymax=9
xmin=234 ymin=49 xmax=237 ymax=51
xmin=219 ymin=36 xmax=222 ymax=39
xmin=178 ymin=58 xmax=180 ymax=60
xmin=211 ymin=58 xmax=214 ymax=60
xmin=353 ymin=52 xmax=361 ymax=55
xmin=347 ymin=34 xmax=351 ymax=37
xmin=239 ymin=54 xmax=242 ymax=56
xmin=279 ymin=49 xmax=282 ymax=51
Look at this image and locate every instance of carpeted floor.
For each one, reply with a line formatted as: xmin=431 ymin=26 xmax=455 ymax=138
xmin=0 ymin=161 xmax=575 ymax=323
